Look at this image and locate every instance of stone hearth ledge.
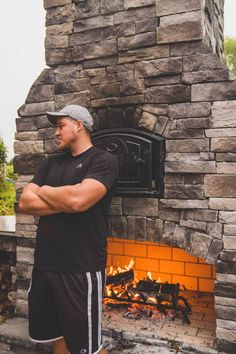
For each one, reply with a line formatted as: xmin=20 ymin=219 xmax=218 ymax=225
xmin=0 ymin=317 xmax=219 ymax=354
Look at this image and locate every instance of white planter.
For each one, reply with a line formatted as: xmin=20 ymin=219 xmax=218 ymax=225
xmin=0 ymin=215 xmax=15 ymax=233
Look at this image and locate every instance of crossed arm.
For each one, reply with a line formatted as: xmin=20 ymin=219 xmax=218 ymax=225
xmin=19 ymin=179 xmax=108 ymax=216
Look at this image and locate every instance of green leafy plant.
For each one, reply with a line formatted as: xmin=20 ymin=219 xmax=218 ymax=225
xmin=0 ymin=163 xmax=16 ymax=216
xmin=0 ymin=139 xmax=7 ymax=165
xmin=224 ymin=36 xmax=236 ymax=75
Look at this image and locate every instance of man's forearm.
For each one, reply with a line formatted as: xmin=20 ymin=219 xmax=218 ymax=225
xmin=19 ymin=188 xmax=61 ymax=216
xmin=37 ymin=185 xmax=79 ymax=213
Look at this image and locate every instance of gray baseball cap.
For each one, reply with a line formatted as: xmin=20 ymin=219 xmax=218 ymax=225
xmin=46 ymin=104 xmax=94 ymax=132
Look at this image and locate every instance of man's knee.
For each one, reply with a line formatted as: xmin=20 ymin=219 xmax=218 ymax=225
xmin=52 ymin=338 xmax=69 ymax=354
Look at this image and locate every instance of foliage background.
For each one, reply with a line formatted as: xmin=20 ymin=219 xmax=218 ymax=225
xmin=224 ymin=36 xmax=236 ymax=75
xmin=0 ymin=140 xmax=16 ymax=216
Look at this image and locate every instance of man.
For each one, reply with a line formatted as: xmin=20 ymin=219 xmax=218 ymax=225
xmin=19 ymin=104 xmax=119 ymax=354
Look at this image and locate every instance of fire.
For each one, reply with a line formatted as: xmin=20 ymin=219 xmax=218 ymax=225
xmin=107 ymin=258 xmax=134 ymax=276
xmin=104 ymin=258 xmax=191 ymax=324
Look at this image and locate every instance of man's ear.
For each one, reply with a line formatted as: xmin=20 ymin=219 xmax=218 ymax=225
xmin=75 ymin=120 xmax=83 ymax=132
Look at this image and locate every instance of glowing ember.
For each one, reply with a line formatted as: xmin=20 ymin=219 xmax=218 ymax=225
xmin=104 ymin=258 xmax=191 ymax=324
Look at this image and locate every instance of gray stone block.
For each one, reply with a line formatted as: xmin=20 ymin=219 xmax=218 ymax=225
xmin=183 ymin=53 xmax=225 ymax=72
xmin=45 ymin=35 xmax=68 ymax=49
xmin=167 ymin=129 xmax=205 ymax=139
xmin=14 ymin=141 xmax=44 ymax=155
xmin=160 ymin=199 xmax=208 ymax=209
xmin=172 ymin=225 xmax=189 ymax=248
xmin=69 ymin=29 xmax=103 ymax=46
xmin=44 ymin=0 xmax=72 ymax=9
xmin=205 ymin=175 xmax=236 ymax=198
xmin=171 ymin=41 xmax=211 ymax=56
xmin=74 ymin=14 xmax=114 ymax=32
xmin=182 ymin=69 xmax=229 ymax=84
xmin=114 ymin=6 xmax=155 ymax=25
xmin=175 ymin=118 xmax=211 ymax=129
xmin=135 ymin=57 xmax=182 ymax=78
xmin=100 ymin=0 xmax=124 ymax=14
xmin=211 ymin=138 xmax=236 ymax=152
xmin=110 ymin=216 xmax=128 ymax=238
xmin=74 ymin=39 xmax=117 ymax=61
xmin=169 ymin=102 xmax=211 ymax=118
xmin=127 ymin=216 xmax=146 ymax=240
xmin=147 ymin=218 xmax=163 ymax=242
xmin=191 ymin=231 xmax=212 ymax=258
xmin=118 ymin=45 xmax=170 ymax=64
xmin=46 ymin=4 xmax=76 ymax=26
xmin=207 ymin=239 xmax=223 ymax=263
xmin=219 ymin=211 xmax=236 ymax=224
xmin=46 ymin=22 xmax=73 ymax=36
xmin=209 ymin=198 xmax=236 ymax=211
xmin=206 ymin=129 xmax=236 ymax=139
xmin=192 ymin=81 xmax=236 ymax=102
xmin=216 ymin=305 xmax=236 ymax=322
xmin=55 ymin=91 xmax=90 ymax=109
xmin=38 ymin=127 xmax=55 ymax=139
xmin=135 ymin=18 xmax=158 ymax=34
xmin=165 ymin=161 xmax=215 ymax=173
xmin=15 ymin=118 xmax=37 ymax=132
xmin=18 ymin=102 xmax=55 ymax=118
xmin=212 ymin=101 xmax=236 ymax=128
xmin=124 ymin=0 xmax=154 ymax=9
xmin=46 ymin=48 xmax=74 ymax=65
xmin=164 ymin=184 xmax=205 ymax=199
xmin=139 ymin=111 xmax=157 ymax=130
xmin=75 ymin=0 xmax=100 ymax=19
xmin=166 ymin=139 xmax=209 ymax=153
xmin=156 ymin=0 xmax=201 ymax=16
xmin=103 ymin=23 xmax=135 ymax=39
xmin=118 ymin=32 xmax=156 ymax=51
xmin=145 ymin=75 xmax=181 ymax=87
xmin=218 ymin=161 xmax=236 ymax=174
xmin=91 ymin=94 xmax=144 ymax=108
xmin=159 ymin=208 xmax=181 ymax=222
xmin=180 ymin=219 xmax=206 ymax=231
xmin=13 ymin=154 xmax=45 ymax=175
xmin=206 ymin=222 xmax=223 ymax=239
xmin=223 ymin=236 xmax=236 ymax=250
xmin=157 ymin=21 xmax=202 ymax=44
xmin=224 ymin=224 xmax=236 ymax=236
xmin=123 ymin=198 xmax=158 ymax=216
xmin=145 ymin=84 xmax=190 ymax=104
xmin=90 ymin=83 xmax=120 ymax=100
xmin=15 ymin=132 xmax=38 ymax=141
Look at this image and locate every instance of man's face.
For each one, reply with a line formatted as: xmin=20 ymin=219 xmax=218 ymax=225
xmin=55 ymin=116 xmax=79 ymax=150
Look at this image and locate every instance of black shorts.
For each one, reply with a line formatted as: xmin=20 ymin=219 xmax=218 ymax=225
xmin=28 ymin=269 xmax=105 ymax=354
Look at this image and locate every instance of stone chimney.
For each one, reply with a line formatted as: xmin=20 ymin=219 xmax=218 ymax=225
xmin=12 ymin=1 xmax=236 ymax=353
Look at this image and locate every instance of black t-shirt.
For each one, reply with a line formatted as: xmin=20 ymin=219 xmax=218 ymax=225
xmin=31 ymin=146 xmax=119 ymax=272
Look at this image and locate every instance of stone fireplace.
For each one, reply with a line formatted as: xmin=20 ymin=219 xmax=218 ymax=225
xmin=1 ymin=0 xmax=235 ymax=353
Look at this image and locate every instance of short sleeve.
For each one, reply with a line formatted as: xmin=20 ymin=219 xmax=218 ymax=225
xmin=31 ymin=158 xmax=48 ymax=187
xmin=83 ymin=152 xmax=119 ymax=191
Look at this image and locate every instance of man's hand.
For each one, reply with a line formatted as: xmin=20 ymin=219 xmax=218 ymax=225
xmin=38 ymin=179 xmax=108 ymax=213
xmin=19 ymin=183 xmax=60 ymax=216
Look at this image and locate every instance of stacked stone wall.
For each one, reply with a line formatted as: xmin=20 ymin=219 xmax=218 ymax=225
xmin=12 ymin=0 xmax=236 ymax=352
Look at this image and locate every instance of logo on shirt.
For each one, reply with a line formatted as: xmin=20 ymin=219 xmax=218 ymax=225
xmin=80 ymin=349 xmax=87 ymax=354
xmin=76 ymin=163 xmax=83 ymax=169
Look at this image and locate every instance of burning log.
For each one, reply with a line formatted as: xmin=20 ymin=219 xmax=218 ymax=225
xmin=106 ymin=269 xmax=134 ymax=286
xmin=104 ymin=266 xmax=192 ymax=324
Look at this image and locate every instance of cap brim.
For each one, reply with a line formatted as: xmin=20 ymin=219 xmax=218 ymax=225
xmin=46 ymin=111 xmax=68 ymax=125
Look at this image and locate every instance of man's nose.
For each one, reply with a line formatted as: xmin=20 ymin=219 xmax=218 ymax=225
xmin=55 ymin=128 xmax=60 ymax=137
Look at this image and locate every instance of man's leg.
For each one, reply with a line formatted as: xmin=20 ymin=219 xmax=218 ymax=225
xmin=53 ymin=338 xmax=107 ymax=354
xmin=53 ymin=338 xmax=69 ymax=354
